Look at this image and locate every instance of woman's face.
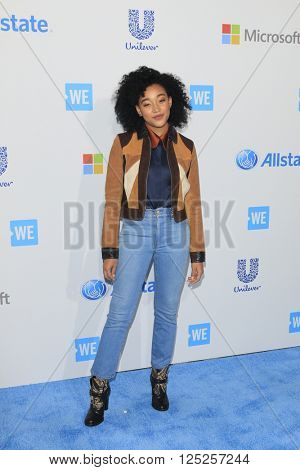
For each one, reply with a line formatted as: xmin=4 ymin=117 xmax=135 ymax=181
xmin=135 ymin=83 xmax=172 ymax=129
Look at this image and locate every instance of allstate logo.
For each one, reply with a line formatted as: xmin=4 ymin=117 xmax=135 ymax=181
xmin=129 ymin=9 xmax=154 ymax=40
xmin=234 ymin=258 xmax=261 ymax=293
xmin=0 ymin=147 xmax=8 ymax=176
xmin=236 ymin=149 xmax=258 ymax=170
xmin=82 ymin=280 xmax=107 ymax=300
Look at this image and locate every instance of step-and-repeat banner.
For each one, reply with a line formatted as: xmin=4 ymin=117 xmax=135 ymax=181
xmin=1 ymin=1 xmax=300 ymax=388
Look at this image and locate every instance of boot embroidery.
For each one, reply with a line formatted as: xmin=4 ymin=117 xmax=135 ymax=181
xmin=90 ymin=376 xmax=108 ymax=411
xmin=152 ymin=366 xmax=169 ymax=381
xmin=153 ymin=382 xmax=167 ymax=396
xmin=151 ymin=366 xmax=169 ymax=396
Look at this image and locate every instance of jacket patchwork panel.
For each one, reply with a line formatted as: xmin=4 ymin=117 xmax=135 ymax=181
xmin=101 ymin=123 xmax=206 ymax=263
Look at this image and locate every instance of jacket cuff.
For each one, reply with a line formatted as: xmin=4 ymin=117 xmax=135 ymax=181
xmin=190 ymin=251 xmax=205 ymax=263
xmin=102 ymin=247 xmax=119 ymax=260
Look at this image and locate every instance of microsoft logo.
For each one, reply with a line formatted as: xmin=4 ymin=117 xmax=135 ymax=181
xmin=222 ymin=24 xmax=240 ymax=45
xmin=83 ymin=153 xmax=104 ymax=174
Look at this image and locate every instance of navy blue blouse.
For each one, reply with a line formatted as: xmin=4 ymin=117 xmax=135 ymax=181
xmin=145 ymin=134 xmax=172 ymax=209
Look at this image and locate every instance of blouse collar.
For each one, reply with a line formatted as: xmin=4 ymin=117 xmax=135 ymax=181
xmin=144 ymin=122 xmax=169 ymax=149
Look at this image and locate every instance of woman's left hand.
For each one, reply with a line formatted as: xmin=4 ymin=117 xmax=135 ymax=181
xmin=187 ymin=262 xmax=204 ymax=285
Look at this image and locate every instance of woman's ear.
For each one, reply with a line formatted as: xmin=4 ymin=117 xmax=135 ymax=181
xmin=135 ymin=104 xmax=142 ymax=116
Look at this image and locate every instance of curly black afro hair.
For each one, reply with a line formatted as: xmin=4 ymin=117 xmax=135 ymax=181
xmin=112 ymin=65 xmax=192 ymax=133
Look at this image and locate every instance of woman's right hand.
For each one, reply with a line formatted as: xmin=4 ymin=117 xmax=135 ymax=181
xmin=103 ymin=259 xmax=118 ymax=282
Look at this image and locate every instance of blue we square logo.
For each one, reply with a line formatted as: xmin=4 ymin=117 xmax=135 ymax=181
xmin=248 ymin=206 xmax=270 ymax=230
xmin=65 ymin=83 xmax=93 ymax=111
xmin=289 ymin=312 xmax=300 ymax=333
xmin=190 ymin=85 xmax=214 ymax=111
xmin=75 ymin=337 xmax=100 ymax=362
xmin=188 ymin=323 xmax=211 ymax=346
xmin=10 ymin=219 xmax=38 ymax=246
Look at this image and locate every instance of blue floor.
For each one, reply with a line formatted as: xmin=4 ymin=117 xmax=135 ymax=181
xmin=1 ymin=347 xmax=300 ymax=450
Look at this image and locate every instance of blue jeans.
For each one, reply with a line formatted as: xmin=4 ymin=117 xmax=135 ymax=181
xmin=90 ymin=206 xmax=190 ymax=381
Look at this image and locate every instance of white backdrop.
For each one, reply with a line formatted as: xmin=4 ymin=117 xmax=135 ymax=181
xmin=1 ymin=0 xmax=300 ymax=388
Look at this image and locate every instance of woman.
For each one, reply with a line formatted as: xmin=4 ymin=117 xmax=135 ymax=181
xmin=84 ymin=66 xmax=206 ymax=426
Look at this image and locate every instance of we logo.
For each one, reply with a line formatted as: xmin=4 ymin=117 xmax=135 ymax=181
xmin=75 ymin=337 xmax=100 ymax=362
xmin=289 ymin=312 xmax=300 ymax=333
xmin=190 ymin=85 xmax=214 ymax=111
xmin=188 ymin=323 xmax=211 ymax=347
xmin=248 ymin=206 xmax=270 ymax=230
xmin=10 ymin=219 xmax=38 ymax=246
xmin=65 ymin=83 xmax=93 ymax=111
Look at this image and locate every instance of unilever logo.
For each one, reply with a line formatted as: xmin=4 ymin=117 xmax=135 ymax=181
xmin=0 ymin=146 xmax=13 ymax=188
xmin=236 ymin=149 xmax=258 ymax=170
xmin=234 ymin=258 xmax=262 ymax=293
xmin=0 ymin=146 xmax=13 ymax=187
xmin=82 ymin=280 xmax=107 ymax=300
xmin=0 ymin=147 xmax=8 ymax=176
xmin=126 ymin=9 xmax=158 ymax=50
xmin=129 ymin=9 xmax=154 ymax=39
xmin=237 ymin=258 xmax=259 ymax=283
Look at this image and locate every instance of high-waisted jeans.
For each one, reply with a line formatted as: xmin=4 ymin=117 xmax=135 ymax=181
xmin=90 ymin=206 xmax=190 ymax=381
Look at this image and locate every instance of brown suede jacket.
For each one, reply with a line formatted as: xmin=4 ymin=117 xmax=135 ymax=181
xmin=101 ymin=121 xmax=206 ymax=263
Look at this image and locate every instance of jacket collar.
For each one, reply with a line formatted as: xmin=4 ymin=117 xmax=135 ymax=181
xmin=136 ymin=120 xmax=177 ymax=144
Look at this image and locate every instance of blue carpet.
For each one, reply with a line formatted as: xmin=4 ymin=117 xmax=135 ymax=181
xmin=1 ymin=347 xmax=300 ymax=450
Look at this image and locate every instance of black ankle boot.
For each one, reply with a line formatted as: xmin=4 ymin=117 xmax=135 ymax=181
xmin=84 ymin=376 xmax=110 ymax=426
xmin=150 ymin=365 xmax=170 ymax=411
